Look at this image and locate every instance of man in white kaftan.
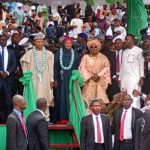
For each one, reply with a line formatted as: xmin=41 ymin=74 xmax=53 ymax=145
xmin=119 ymin=35 xmax=144 ymax=109
xmin=70 ymin=12 xmax=83 ymax=39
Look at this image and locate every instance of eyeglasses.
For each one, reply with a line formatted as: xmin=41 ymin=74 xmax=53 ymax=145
xmin=90 ymin=46 xmax=97 ymax=49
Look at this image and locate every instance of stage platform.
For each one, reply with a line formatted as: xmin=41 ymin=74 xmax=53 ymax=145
xmin=0 ymin=124 xmax=80 ymax=150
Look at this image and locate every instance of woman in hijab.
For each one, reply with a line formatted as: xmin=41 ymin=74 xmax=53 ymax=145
xmin=79 ymin=38 xmax=111 ymax=106
xmin=54 ymin=36 xmax=80 ymax=124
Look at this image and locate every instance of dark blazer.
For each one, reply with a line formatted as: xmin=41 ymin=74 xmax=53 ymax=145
xmin=142 ymin=61 xmax=150 ymax=94
xmin=80 ymin=114 xmax=112 ymax=150
xmin=6 ymin=111 xmax=28 ymax=150
xmin=7 ymin=44 xmax=25 ymax=72
xmin=112 ymin=107 xmax=143 ymax=150
xmin=106 ymin=51 xmax=120 ymax=100
xmin=26 ymin=110 xmax=49 ymax=150
xmin=135 ymin=110 xmax=150 ymax=150
xmin=0 ymin=47 xmax=17 ymax=83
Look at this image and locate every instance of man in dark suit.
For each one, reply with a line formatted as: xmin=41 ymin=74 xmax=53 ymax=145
xmin=107 ymin=38 xmax=123 ymax=101
xmin=26 ymin=98 xmax=49 ymax=150
xmin=6 ymin=94 xmax=28 ymax=150
xmin=142 ymin=49 xmax=150 ymax=95
xmin=0 ymin=34 xmax=17 ymax=115
xmin=112 ymin=94 xmax=143 ymax=150
xmin=80 ymin=99 xmax=112 ymax=150
xmin=8 ymin=32 xmax=25 ymax=95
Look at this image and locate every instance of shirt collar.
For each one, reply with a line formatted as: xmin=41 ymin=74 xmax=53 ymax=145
xmin=13 ymin=108 xmax=22 ymax=117
xmin=123 ymin=106 xmax=132 ymax=112
xmin=36 ymin=109 xmax=45 ymax=117
xmin=92 ymin=113 xmax=101 ymax=118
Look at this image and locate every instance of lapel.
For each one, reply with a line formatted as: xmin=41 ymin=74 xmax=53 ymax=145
xmin=13 ymin=110 xmax=28 ymax=138
xmin=12 ymin=110 xmax=22 ymax=125
xmin=118 ymin=108 xmax=123 ymax=127
xmin=0 ymin=47 xmax=2 ymax=65
xmin=131 ymin=108 xmax=135 ymax=130
xmin=101 ymin=114 xmax=105 ymax=136
xmin=89 ymin=114 xmax=94 ymax=136
xmin=6 ymin=47 xmax=10 ymax=71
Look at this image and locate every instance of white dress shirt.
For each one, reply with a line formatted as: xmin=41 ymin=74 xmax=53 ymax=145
xmin=92 ymin=113 xmax=104 ymax=144
xmin=121 ymin=107 xmax=132 ymax=139
xmin=0 ymin=46 xmax=8 ymax=72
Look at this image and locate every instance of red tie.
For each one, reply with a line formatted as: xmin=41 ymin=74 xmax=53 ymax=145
xmin=116 ymin=52 xmax=120 ymax=73
xmin=119 ymin=110 xmax=127 ymax=141
xmin=96 ymin=117 xmax=101 ymax=143
xmin=20 ymin=114 xmax=27 ymax=138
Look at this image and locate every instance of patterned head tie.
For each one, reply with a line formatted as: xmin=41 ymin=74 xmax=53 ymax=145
xmin=87 ymin=38 xmax=101 ymax=50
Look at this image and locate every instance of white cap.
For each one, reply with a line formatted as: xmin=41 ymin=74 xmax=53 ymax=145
xmin=34 ymin=32 xmax=45 ymax=40
xmin=31 ymin=5 xmax=36 ymax=10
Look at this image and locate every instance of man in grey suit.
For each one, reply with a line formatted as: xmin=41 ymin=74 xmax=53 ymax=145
xmin=80 ymin=99 xmax=112 ymax=150
xmin=6 ymin=94 xmax=28 ymax=150
xmin=26 ymin=98 xmax=49 ymax=150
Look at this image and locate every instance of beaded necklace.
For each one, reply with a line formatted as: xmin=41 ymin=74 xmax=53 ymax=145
xmin=59 ymin=47 xmax=74 ymax=70
xmin=59 ymin=47 xmax=74 ymax=80
xmin=33 ymin=46 xmax=46 ymax=82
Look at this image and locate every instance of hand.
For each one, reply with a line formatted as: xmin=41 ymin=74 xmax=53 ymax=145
xmin=119 ymin=91 xmax=127 ymax=97
xmin=132 ymin=89 xmax=142 ymax=97
xmin=16 ymin=71 xmax=23 ymax=78
xmin=0 ymin=71 xmax=3 ymax=77
xmin=92 ymin=73 xmax=100 ymax=82
xmin=53 ymin=81 xmax=58 ymax=88
xmin=114 ymin=76 xmax=120 ymax=85
xmin=1 ymin=72 xmax=8 ymax=79
xmin=72 ymin=25 xmax=77 ymax=28
xmin=50 ymin=82 xmax=54 ymax=88
xmin=116 ymin=79 xmax=121 ymax=87
xmin=138 ymin=77 xmax=144 ymax=86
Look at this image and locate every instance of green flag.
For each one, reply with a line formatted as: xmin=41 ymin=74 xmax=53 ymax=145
xmin=127 ymin=0 xmax=148 ymax=40
xmin=105 ymin=0 xmax=122 ymax=3
xmin=86 ymin=0 xmax=95 ymax=6
xmin=19 ymin=71 xmax=36 ymax=119
xmin=69 ymin=70 xmax=87 ymax=142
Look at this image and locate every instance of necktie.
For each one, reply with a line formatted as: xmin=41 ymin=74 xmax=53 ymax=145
xmin=116 ymin=51 xmax=120 ymax=73
xmin=96 ymin=117 xmax=101 ymax=143
xmin=20 ymin=114 xmax=27 ymax=138
xmin=1 ymin=47 xmax=4 ymax=71
xmin=119 ymin=110 xmax=127 ymax=141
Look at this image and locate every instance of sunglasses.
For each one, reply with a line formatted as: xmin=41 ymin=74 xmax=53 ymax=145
xmin=90 ymin=45 xmax=97 ymax=49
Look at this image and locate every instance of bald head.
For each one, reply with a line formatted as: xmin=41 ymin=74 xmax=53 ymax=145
xmin=36 ymin=98 xmax=47 ymax=111
xmin=12 ymin=95 xmax=24 ymax=105
xmin=12 ymin=95 xmax=26 ymax=111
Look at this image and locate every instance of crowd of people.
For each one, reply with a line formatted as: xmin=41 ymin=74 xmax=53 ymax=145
xmin=0 ymin=0 xmax=150 ymax=150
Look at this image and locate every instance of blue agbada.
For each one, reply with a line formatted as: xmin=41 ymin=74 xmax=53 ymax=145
xmin=54 ymin=47 xmax=80 ymax=121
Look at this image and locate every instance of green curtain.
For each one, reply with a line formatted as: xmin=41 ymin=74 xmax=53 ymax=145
xmin=69 ymin=70 xmax=87 ymax=142
xmin=86 ymin=0 xmax=95 ymax=6
xmin=105 ymin=0 xmax=123 ymax=3
xmin=127 ymin=0 xmax=148 ymax=41
xmin=19 ymin=71 xmax=36 ymax=120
